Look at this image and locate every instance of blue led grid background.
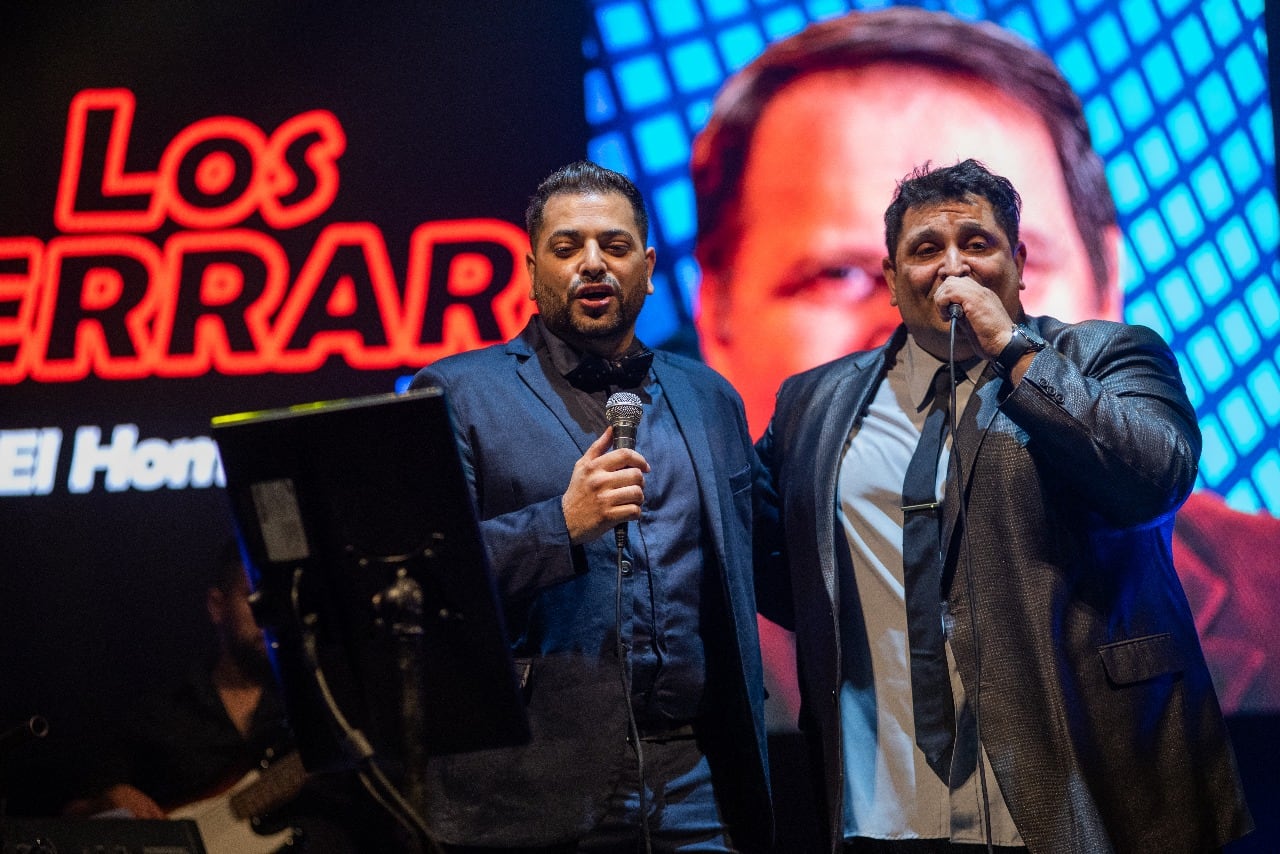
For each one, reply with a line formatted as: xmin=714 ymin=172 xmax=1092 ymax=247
xmin=584 ymin=0 xmax=1278 ymax=516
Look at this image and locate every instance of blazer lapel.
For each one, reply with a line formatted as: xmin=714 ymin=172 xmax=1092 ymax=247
xmin=509 ymin=324 xmax=595 ymax=456
xmin=941 ymin=365 xmax=1003 ymax=590
xmin=813 ymin=347 xmax=889 ymax=604
xmin=651 ymin=358 xmax=719 ymax=538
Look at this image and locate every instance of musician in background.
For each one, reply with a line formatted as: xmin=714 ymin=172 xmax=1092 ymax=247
xmin=64 ymin=539 xmax=395 ymax=852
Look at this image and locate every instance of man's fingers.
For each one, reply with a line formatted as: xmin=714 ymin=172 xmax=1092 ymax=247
xmin=584 ymin=426 xmax=615 ymax=459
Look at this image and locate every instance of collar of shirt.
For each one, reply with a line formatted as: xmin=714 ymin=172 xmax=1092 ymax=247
xmin=900 ymin=335 xmax=985 ymax=411
xmin=533 ymin=315 xmax=653 ymax=392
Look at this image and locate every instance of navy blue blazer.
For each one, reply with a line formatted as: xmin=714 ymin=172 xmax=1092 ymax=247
xmin=756 ymin=319 xmax=1251 ymax=853
xmin=409 ymin=318 xmax=771 ymax=849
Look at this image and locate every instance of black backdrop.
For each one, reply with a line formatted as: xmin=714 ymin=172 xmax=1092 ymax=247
xmin=0 ymin=0 xmax=586 ymax=812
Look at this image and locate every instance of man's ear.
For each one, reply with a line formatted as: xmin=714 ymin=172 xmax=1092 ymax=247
xmin=882 ymin=257 xmax=900 ymax=307
xmin=206 ymin=587 xmax=226 ymax=627
xmin=1096 ymin=224 xmax=1123 ymax=321
xmin=525 ymin=252 xmax=537 ymax=301
xmin=695 ymin=270 xmax=734 ymax=350
xmin=696 ymin=270 xmax=749 ymax=379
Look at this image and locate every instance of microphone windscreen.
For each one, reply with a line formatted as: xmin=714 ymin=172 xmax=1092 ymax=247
xmin=605 ymin=392 xmax=643 ymax=449
xmin=605 ymin=392 xmax=643 ymax=426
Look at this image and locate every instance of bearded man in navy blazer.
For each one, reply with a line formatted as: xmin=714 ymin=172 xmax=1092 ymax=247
xmin=409 ymin=161 xmax=771 ymax=853
xmin=754 ymin=160 xmax=1250 ymax=853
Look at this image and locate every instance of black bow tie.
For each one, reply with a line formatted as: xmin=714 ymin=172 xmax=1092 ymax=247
xmin=566 ymin=347 xmax=654 ymax=392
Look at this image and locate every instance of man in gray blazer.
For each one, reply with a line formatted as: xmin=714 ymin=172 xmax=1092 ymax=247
xmin=410 ymin=162 xmax=770 ymax=852
xmin=754 ymin=159 xmax=1250 ymax=853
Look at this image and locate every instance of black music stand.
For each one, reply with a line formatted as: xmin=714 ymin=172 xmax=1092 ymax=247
xmin=212 ymin=388 xmax=529 ymax=837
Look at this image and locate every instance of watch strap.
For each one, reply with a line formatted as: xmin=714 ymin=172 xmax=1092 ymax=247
xmin=993 ymin=324 xmax=1046 ymax=377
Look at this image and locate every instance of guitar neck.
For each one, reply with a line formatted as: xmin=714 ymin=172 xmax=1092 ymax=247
xmin=228 ymin=751 xmax=308 ymax=820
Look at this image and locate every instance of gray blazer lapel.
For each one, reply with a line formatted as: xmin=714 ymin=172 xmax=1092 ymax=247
xmin=813 ymin=352 xmax=884 ymax=604
xmin=941 ymin=365 xmax=1003 ymax=576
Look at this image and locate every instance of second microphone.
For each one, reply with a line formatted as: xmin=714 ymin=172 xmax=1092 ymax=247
xmin=605 ymin=392 xmax=644 ymax=550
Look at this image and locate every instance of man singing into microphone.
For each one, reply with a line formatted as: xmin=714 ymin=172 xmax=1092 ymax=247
xmin=408 ymin=161 xmax=771 ymax=853
xmin=754 ymin=159 xmax=1250 ymax=852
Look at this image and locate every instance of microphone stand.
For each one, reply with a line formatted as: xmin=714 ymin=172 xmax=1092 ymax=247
xmin=0 ymin=716 xmax=48 ymax=755
xmin=0 ymin=715 xmax=49 ymax=851
xmin=372 ymin=561 xmax=428 ymax=825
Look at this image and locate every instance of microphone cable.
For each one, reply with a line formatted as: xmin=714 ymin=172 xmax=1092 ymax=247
xmin=605 ymin=391 xmax=653 ymax=854
xmin=947 ymin=310 xmax=994 ymax=854
xmin=616 ymin=529 xmax=653 ymax=854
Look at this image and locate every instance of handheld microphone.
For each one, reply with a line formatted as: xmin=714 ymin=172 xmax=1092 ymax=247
xmin=947 ymin=303 xmax=964 ymax=320
xmin=605 ymin=392 xmax=643 ymax=550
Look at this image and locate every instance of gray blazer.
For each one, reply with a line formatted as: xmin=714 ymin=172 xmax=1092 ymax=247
xmin=755 ymin=318 xmax=1251 ymax=853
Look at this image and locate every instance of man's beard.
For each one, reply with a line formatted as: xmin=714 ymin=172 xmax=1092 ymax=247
xmin=534 ymin=276 xmax=645 ymax=349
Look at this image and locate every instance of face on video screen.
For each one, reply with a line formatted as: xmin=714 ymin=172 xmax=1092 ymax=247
xmin=697 ymin=62 xmax=1120 ymax=436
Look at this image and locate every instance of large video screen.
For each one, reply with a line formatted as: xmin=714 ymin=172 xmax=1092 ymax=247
xmin=579 ymin=0 xmax=1278 ymax=719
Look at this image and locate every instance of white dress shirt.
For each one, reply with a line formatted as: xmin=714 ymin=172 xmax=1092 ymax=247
xmin=837 ymin=335 xmax=1022 ymax=845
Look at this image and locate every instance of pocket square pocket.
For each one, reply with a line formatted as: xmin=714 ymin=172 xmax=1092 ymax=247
xmin=1097 ymin=632 xmax=1186 ymax=685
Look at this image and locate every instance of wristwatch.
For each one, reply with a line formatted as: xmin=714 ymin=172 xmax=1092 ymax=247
xmin=992 ymin=323 xmax=1047 ymax=377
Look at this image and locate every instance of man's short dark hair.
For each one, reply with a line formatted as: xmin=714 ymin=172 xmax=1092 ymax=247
xmin=884 ymin=159 xmax=1023 ymax=262
xmin=525 ymin=160 xmax=650 ymax=247
xmin=692 ymin=7 xmax=1115 ymax=303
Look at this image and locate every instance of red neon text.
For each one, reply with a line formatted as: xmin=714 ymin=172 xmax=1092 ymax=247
xmin=55 ymin=89 xmax=346 ymax=232
xmin=1 ymin=89 xmax=534 ymax=384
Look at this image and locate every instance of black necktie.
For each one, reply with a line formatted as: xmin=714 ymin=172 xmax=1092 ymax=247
xmin=566 ymin=347 xmax=654 ymax=392
xmin=902 ymin=365 xmax=957 ymax=783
